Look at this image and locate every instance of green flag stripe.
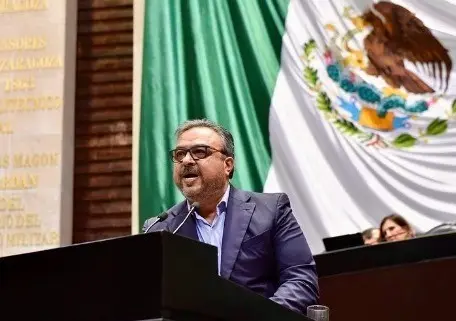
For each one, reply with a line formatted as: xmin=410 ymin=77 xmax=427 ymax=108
xmin=139 ymin=0 xmax=290 ymax=226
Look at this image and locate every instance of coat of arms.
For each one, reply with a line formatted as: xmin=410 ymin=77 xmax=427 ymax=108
xmin=302 ymin=1 xmax=455 ymax=148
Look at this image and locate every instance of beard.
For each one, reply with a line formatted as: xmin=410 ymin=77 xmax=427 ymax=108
xmin=175 ymin=166 xmax=227 ymax=203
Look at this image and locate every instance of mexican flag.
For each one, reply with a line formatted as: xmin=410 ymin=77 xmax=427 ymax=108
xmin=133 ymin=0 xmax=456 ymax=253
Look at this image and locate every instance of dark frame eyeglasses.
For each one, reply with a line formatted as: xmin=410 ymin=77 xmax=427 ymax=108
xmin=169 ymin=144 xmax=227 ymax=163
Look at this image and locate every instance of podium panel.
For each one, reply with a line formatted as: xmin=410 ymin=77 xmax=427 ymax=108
xmin=0 ymin=231 xmax=310 ymax=321
xmin=316 ymin=233 xmax=456 ymax=321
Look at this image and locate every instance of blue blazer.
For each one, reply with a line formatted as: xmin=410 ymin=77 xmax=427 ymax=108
xmin=143 ymin=186 xmax=319 ymax=314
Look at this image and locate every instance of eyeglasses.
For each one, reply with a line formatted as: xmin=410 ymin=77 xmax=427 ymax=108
xmin=169 ymin=144 xmax=227 ymax=163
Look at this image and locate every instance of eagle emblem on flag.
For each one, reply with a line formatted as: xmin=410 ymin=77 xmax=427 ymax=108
xmin=361 ymin=1 xmax=452 ymax=94
xmin=301 ymin=1 xmax=455 ymax=149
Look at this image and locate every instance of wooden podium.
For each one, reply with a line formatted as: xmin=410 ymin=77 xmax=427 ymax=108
xmin=315 ymin=232 xmax=456 ymax=321
xmin=0 ymin=231 xmax=311 ymax=321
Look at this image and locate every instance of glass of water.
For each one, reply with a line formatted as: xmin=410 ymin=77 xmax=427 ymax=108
xmin=307 ymin=305 xmax=329 ymax=321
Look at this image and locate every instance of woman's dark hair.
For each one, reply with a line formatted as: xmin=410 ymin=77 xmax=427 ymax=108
xmin=379 ymin=213 xmax=413 ymax=240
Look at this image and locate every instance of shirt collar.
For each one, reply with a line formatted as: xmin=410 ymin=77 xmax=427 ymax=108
xmin=187 ymin=184 xmax=230 ymax=216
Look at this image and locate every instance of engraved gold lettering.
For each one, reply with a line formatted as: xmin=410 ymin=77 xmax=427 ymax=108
xmin=13 ymin=153 xmax=59 ymax=168
xmin=0 ymin=173 xmax=39 ymax=190
xmin=0 ymin=56 xmax=63 ymax=72
xmin=4 ymin=76 xmax=36 ymax=92
xmin=0 ymin=214 xmax=40 ymax=228
xmin=0 ymin=155 xmax=9 ymax=168
xmin=0 ymin=0 xmax=48 ymax=13
xmin=0 ymin=96 xmax=62 ymax=113
xmin=6 ymin=231 xmax=59 ymax=247
xmin=0 ymin=36 xmax=46 ymax=51
xmin=0 ymin=196 xmax=23 ymax=211
xmin=0 ymin=122 xmax=13 ymax=134
xmin=13 ymin=213 xmax=41 ymax=228
xmin=0 ymin=214 xmax=13 ymax=228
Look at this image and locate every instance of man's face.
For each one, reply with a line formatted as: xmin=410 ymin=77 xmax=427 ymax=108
xmin=172 ymin=127 xmax=234 ymax=202
xmin=364 ymin=229 xmax=380 ymax=245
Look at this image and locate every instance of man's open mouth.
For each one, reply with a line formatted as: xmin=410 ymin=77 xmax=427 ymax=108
xmin=183 ymin=173 xmax=198 ymax=178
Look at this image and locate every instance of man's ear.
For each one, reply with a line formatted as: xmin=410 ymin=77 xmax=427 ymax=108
xmin=224 ymin=157 xmax=234 ymax=176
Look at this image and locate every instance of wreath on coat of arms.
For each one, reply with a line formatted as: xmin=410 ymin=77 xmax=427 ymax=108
xmin=301 ymin=2 xmax=456 ymax=148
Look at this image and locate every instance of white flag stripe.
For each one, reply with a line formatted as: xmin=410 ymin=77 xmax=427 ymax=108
xmin=265 ymin=0 xmax=456 ymax=253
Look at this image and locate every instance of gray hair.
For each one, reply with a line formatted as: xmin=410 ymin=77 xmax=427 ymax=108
xmin=362 ymin=227 xmax=378 ymax=240
xmin=175 ymin=119 xmax=235 ymax=178
xmin=175 ymin=119 xmax=235 ymax=157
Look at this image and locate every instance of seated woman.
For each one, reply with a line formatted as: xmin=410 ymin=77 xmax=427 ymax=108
xmin=380 ymin=214 xmax=415 ymax=242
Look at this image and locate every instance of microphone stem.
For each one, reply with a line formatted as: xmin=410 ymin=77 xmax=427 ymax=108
xmin=172 ymin=205 xmax=198 ymax=234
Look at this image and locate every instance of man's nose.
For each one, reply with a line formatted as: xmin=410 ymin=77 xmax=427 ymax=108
xmin=181 ymin=152 xmax=195 ymax=164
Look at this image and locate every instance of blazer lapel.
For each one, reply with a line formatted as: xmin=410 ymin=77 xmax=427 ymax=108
xmin=170 ymin=202 xmax=198 ymax=241
xmin=220 ymin=187 xmax=255 ymax=279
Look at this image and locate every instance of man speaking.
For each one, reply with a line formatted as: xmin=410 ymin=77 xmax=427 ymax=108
xmin=143 ymin=119 xmax=319 ymax=314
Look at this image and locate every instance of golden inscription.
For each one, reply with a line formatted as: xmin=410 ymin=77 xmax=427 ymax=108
xmin=0 ymin=153 xmax=60 ymax=168
xmin=13 ymin=153 xmax=59 ymax=168
xmin=0 ymin=196 xmax=23 ymax=211
xmin=0 ymin=56 xmax=63 ymax=72
xmin=0 ymin=36 xmax=46 ymax=51
xmin=14 ymin=213 xmax=40 ymax=228
xmin=0 ymin=95 xmax=62 ymax=113
xmin=0 ymin=214 xmax=12 ymax=228
xmin=0 ymin=173 xmax=39 ymax=190
xmin=0 ymin=213 xmax=40 ymax=229
xmin=4 ymin=76 xmax=35 ymax=92
xmin=6 ymin=231 xmax=59 ymax=247
xmin=0 ymin=155 xmax=8 ymax=168
xmin=0 ymin=0 xmax=48 ymax=13
xmin=0 ymin=121 xmax=13 ymax=134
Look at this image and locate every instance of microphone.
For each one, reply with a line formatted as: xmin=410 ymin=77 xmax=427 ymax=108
xmin=172 ymin=202 xmax=200 ymax=235
xmin=143 ymin=212 xmax=169 ymax=234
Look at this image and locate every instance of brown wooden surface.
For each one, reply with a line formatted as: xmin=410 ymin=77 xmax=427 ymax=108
xmin=73 ymin=0 xmax=133 ymax=243
xmin=319 ymin=257 xmax=456 ymax=321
